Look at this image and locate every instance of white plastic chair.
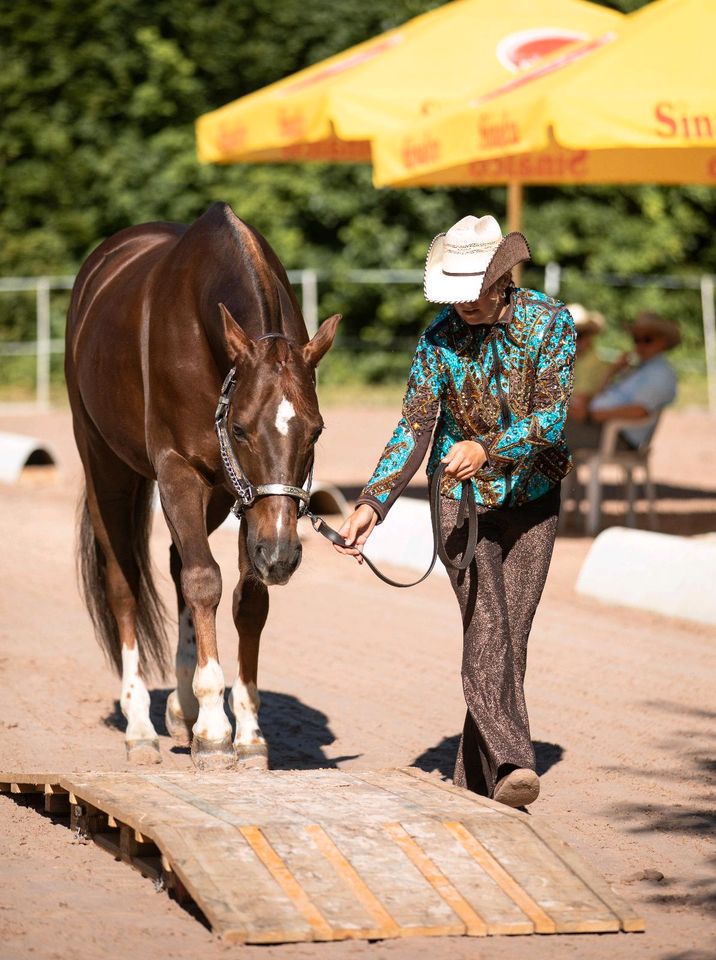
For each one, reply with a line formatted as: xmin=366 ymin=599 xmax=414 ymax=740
xmin=563 ymin=412 xmax=661 ymax=536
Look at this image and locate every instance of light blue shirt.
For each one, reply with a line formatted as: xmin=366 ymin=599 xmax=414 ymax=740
xmin=590 ymin=354 xmax=677 ymax=447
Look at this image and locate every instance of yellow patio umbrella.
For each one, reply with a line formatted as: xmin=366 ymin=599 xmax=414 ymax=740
xmin=196 ymin=0 xmax=623 ymax=173
xmin=372 ymin=0 xmax=716 ymax=191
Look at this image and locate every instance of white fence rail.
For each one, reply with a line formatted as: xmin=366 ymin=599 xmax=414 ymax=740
xmin=1 ymin=267 xmax=715 ymax=412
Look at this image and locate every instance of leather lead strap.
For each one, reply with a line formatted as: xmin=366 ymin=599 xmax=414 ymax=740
xmin=307 ymin=463 xmax=478 ymax=589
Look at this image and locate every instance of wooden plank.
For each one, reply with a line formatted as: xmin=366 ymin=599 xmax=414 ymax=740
xmin=93 ymin=832 xmax=121 ymax=858
xmin=393 ymin=818 xmax=532 ymax=935
xmin=158 ymin=824 xmax=315 ymax=944
xmin=526 ymin=819 xmax=645 ymax=933
xmin=384 ymin=822 xmax=486 ymax=936
xmin=305 ymin=825 xmax=402 ymax=939
xmin=467 ymin=814 xmax=620 ymax=933
xmin=2 ymin=769 xmax=642 ymax=944
xmin=403 ymin=820 xmax=534 ymax=936
xmin=463 ymin=815 xmax=619 ymax=934
xmin=262 ymin=822 xmax=382 ymax=938
xmin=445 ymin=821 xmax=557 ymax=933
xmin=309 ymin=822 xmax=465 ymax=938
xmin=0 ymin=773 xmax=61 ymax=790
xmin=355 ymin=770 xmax=500 ymax=822
xmin=239 ymin=826 xmax=335 ymax=941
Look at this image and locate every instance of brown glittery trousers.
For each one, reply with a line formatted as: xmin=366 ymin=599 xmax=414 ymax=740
xmin=437 ymin=485 xmax=560 ymax=797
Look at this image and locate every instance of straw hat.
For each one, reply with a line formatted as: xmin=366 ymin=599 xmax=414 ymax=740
xmin=631 ymin=311 xmax=681 ymax=350
xmin=423 ymin=215 xmax=530 ymax=304
xmin=567 ymin=303 xmax=605 ymax=336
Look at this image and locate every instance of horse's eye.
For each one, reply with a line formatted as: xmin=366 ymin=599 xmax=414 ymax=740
xmin=310 ymin=427 xmax=323 ymax=444
xmin=232 ymin=424 xmax=246 ymax=441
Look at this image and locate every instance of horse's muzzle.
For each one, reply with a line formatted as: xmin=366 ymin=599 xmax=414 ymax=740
xmin=251 ymin=538 xmax=302 ymax=585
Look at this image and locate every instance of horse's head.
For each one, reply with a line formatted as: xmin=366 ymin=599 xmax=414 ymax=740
xmin=218 ymin=303 xmax=340 ymax=585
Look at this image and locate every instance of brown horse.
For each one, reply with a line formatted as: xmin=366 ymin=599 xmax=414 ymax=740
xmin=65 ymin=202 xmax=340 ymax=769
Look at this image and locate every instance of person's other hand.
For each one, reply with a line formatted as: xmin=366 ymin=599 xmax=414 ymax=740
xmin=441 ymin=440 xmax=486 ymax=480
xmin=334 ymin=504 xmax=379 ymax=563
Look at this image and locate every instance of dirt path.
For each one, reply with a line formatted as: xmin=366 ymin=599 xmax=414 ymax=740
xmin=0 ymin=408 xmax=714 ymax=960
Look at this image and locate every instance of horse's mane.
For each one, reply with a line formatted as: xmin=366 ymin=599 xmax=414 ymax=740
xmin=200 ymin=203 xmax=280 ymax=322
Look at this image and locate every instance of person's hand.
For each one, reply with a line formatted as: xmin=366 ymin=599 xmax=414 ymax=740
xmin=334 ymin=504 xmax=379 ymax=563
xmin=441 ymin=440 xmax=486 ymax=480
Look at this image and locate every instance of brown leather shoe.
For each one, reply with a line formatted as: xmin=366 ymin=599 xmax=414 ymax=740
xmin=492 ymin=768 xmax=540 ymax=808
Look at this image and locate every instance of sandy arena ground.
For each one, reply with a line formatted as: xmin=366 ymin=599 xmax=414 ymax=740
xmin=0 ymin=405 xmax=714 ymax=960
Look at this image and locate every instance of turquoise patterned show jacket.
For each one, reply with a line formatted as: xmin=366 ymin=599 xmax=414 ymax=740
xmin=356 ymin=287 xmax=576 ymax=520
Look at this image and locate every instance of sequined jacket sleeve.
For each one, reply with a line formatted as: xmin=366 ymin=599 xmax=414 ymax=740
xmin=355 ymin=332 xmax=444 ymax=522
xmin=482 ymin=306 xmax=575 ymax=487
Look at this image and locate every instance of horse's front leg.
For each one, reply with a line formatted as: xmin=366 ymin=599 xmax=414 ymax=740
xmin=230 ymin=522 xmax=269 ymax=768
xmin=158 ymin=455 xmax=233 ymax=770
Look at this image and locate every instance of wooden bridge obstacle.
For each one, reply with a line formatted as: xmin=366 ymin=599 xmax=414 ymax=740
xmin=0 ymin=767 xmax=644 ymax=944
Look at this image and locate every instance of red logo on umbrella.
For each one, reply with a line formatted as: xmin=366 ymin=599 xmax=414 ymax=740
xmin=497 ymin=28 xmax=588 ymax=73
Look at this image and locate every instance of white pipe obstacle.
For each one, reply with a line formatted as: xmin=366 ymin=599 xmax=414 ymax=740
xmin=576 ymin=527 xmax=716 ymax=626
xmin=0 ymin=431 xmax=57 ymax=483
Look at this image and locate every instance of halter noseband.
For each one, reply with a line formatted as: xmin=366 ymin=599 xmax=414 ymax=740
xmin=214 ymin=337 xmax=313 ymax=518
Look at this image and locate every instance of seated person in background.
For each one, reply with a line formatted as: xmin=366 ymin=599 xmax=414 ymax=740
xmin=565 ymin=311 xmax=679 ymax=451
xmin=568 ymin=303 xmax=609 ymax=422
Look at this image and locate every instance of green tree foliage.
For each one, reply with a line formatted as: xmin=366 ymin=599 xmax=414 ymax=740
xmin=1 ymin=0 xmax=713 ymax=373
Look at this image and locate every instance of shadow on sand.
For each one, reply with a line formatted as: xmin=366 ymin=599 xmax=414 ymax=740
xmin=104 ymin=688 xmax=361 ymax=769
xmin=411 ymin=734 xmax=564 ymax=781
xmin=601 ymin=700 xmax=716 ymax=920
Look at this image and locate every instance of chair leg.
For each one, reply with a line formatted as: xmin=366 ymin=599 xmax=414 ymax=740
xmin=586 ymin=460 xmax=602 ymax=537
xmin=644 ymin=463 xmax=658 ymax=530
xmin=625 ymin=467 xmax=636 ymax=527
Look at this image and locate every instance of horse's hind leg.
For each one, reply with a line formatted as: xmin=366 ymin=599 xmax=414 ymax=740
xmin=165 ymin=489 xmax=233 ymax=747
xmin=78 ymin=438 xmax=166 ymax=764
xmin=230 ymin=521 xmax=269 ymax=769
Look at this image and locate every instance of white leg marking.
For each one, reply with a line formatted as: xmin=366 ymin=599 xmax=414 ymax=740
xmin=192 ymin=658 xmax=231 ymax=742
xmin=120 ymin=644 xmax=157 ymax=741
xmin=275 ymin=397 xmax=296 ymax=436
xmin=230 ymin=677 xmax=264 ymax=747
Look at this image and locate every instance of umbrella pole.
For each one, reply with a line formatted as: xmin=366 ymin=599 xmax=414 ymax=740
xmin=507 ymin=181 xmax=524 ymax=285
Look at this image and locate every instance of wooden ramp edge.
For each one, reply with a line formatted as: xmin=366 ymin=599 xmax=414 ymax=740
xmin=0 ymin=769 xmax=645 ymax=943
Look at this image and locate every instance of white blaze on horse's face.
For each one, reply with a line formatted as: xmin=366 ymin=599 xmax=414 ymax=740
xmin=275 ymin=397 xmax=296 ymax=436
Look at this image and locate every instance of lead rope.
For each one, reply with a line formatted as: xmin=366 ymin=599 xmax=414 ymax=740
xmin=306 ymin=462 xmax=478 ymax=588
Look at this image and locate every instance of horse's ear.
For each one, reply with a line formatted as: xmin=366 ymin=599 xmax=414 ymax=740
xmin=303 ymin=314 xmax=341 ymax=368
xmin=219 ymin=303 xmax=254 ymax=361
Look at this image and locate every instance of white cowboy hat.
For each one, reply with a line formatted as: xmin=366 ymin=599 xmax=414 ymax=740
xmin=423 ymin=215 xmax=530 ymax=304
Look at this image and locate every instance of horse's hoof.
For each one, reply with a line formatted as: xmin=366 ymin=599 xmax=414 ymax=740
xmin=191 ymin=734 xmax=235 ymax=771
xmin=165 ymin=692 xmax=196 ymax=747
xmin=126 ymin=738 xmax=162 ymax=765
xmin=234 ymin=741 xmax=269 ymax=770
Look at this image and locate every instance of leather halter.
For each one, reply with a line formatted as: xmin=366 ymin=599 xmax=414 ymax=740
xmin=214 ymin=346 xmax=313 ymax=518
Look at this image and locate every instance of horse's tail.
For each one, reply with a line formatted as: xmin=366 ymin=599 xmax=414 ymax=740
xmin=77 ymin=479 xmax=170 ymax=679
